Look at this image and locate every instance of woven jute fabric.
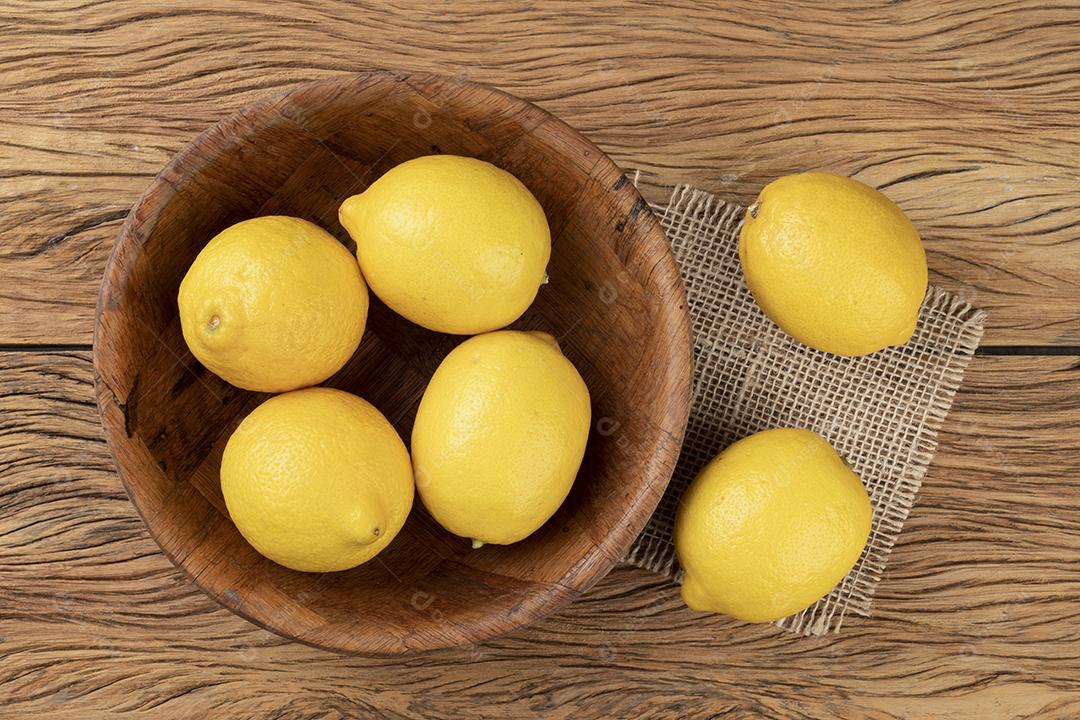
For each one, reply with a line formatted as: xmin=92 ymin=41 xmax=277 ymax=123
xmin=625 ymin=182 xmax=986 ymax=636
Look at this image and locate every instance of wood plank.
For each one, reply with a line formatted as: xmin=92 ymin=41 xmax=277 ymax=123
xmin=1 ymin=351 xmax=1077 ymax=718
xmin=1 ymin=1 xmax=1078 ymax=345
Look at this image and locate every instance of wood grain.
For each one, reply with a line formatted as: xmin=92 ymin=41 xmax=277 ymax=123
xmin=1 ymin=1 xmax=1079 ymax=345
xmin=2 ymin=2 xmax=1079 ymax=717
xmin=2 ymin=351 xmax=1078 ymax=718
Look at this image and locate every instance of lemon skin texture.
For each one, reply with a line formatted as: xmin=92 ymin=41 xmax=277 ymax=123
xmin=411 ymin=331 xmax=591 ymax=545
xmin=338 ymin=155 xmax=551 ymax=335
xmin=675 ymin=428 xmax=872 ymax=622
xmin=178 ymin=216 xmax=368 ymax=393
xmin=739 ymin=173 xmax=928 ymax=356
xmin=220 ymin=387 xmax=414 ymax=573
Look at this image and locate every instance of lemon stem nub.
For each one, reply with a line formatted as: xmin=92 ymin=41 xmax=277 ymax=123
xmin=372 ymin=527 xmax=381 ymax=537
xmin=207 ymin=314 xmax=221 ymax=331
xmin=471 ymin=538 xmax=484 ymax=550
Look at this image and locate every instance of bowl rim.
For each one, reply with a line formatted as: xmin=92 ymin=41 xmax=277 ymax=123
xmin=92 ymin=69 xmax=694 ymax=654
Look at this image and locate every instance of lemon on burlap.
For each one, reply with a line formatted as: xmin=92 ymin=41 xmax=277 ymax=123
xmin=178 ymin=216 xmax=368 ymax=392
xmin=739 ymin=172 xmax=928 ymax=356
xmin=675 ymin=428 xmax=872 ymax=622
xmin=411 ymin=330 xmax=591 ymax=546
xmin=221 ymin=387 xmax=413 ymax=573
xmin=338 ymin=155 xmax=551 ymax=335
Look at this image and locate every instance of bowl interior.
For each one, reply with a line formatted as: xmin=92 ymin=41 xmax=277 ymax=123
xmin=94 ymin=72 xmax=691 ymax=654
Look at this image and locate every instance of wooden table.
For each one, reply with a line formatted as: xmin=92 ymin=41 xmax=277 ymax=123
xmin=2 ymin=2 xmax=1077 ymax=717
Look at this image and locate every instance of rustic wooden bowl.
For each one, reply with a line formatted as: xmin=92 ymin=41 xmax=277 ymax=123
xmin=94 ymin=71 xmax=692 ymax=655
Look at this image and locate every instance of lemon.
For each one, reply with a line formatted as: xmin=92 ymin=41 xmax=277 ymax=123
xmin=220 ymin=387 xmax=413 ymax=572
xmin=338 ymin=155 xmax=551 ymax=335
xmin=178 ymin=216 xmax=368 ymax=392
xmin=411 ymin=330 xmax=591 ymax=545
xmin=675 ymin=428 xmax=872 ymax=622
xmin=739 ymin=173 xmax=928 ymax=356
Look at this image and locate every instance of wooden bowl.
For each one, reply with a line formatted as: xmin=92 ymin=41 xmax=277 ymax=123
xmin=93 ymin=71 xmax=692 ymax=654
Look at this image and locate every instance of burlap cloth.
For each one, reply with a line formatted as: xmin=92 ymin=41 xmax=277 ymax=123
xmin=625 ymin=179 xmax=986 ymax=635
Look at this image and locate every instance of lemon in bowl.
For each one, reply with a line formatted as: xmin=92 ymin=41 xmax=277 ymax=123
xmin=411 ymin=330 xmax=591 ymax=546
xmin=177 ymin=216 xmax=368 ymax=392
xmin=221 ymin=387 xmax=414 ymax=573
xmin=338 ymin=155 xmax=551 ymax=335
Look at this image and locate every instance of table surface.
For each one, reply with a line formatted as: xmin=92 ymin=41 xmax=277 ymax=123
xmin=2 ymin=2 xmax=1078 ymax=718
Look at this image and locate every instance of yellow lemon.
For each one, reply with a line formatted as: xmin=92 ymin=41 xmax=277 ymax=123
xmin=221 ymin=387 xmax=413 ymax=572
xmin=411 ymin=330 xmax=591 ymax=545
xmin=338 ymin=155 xmax=550 ymax=335
xmin=178 ymin=216 xmax=368 ymax=392
xmin=739 ymin=173 xmax=928 ymax=356
xmin=675 ymin=428 xmax=872 ymax=622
